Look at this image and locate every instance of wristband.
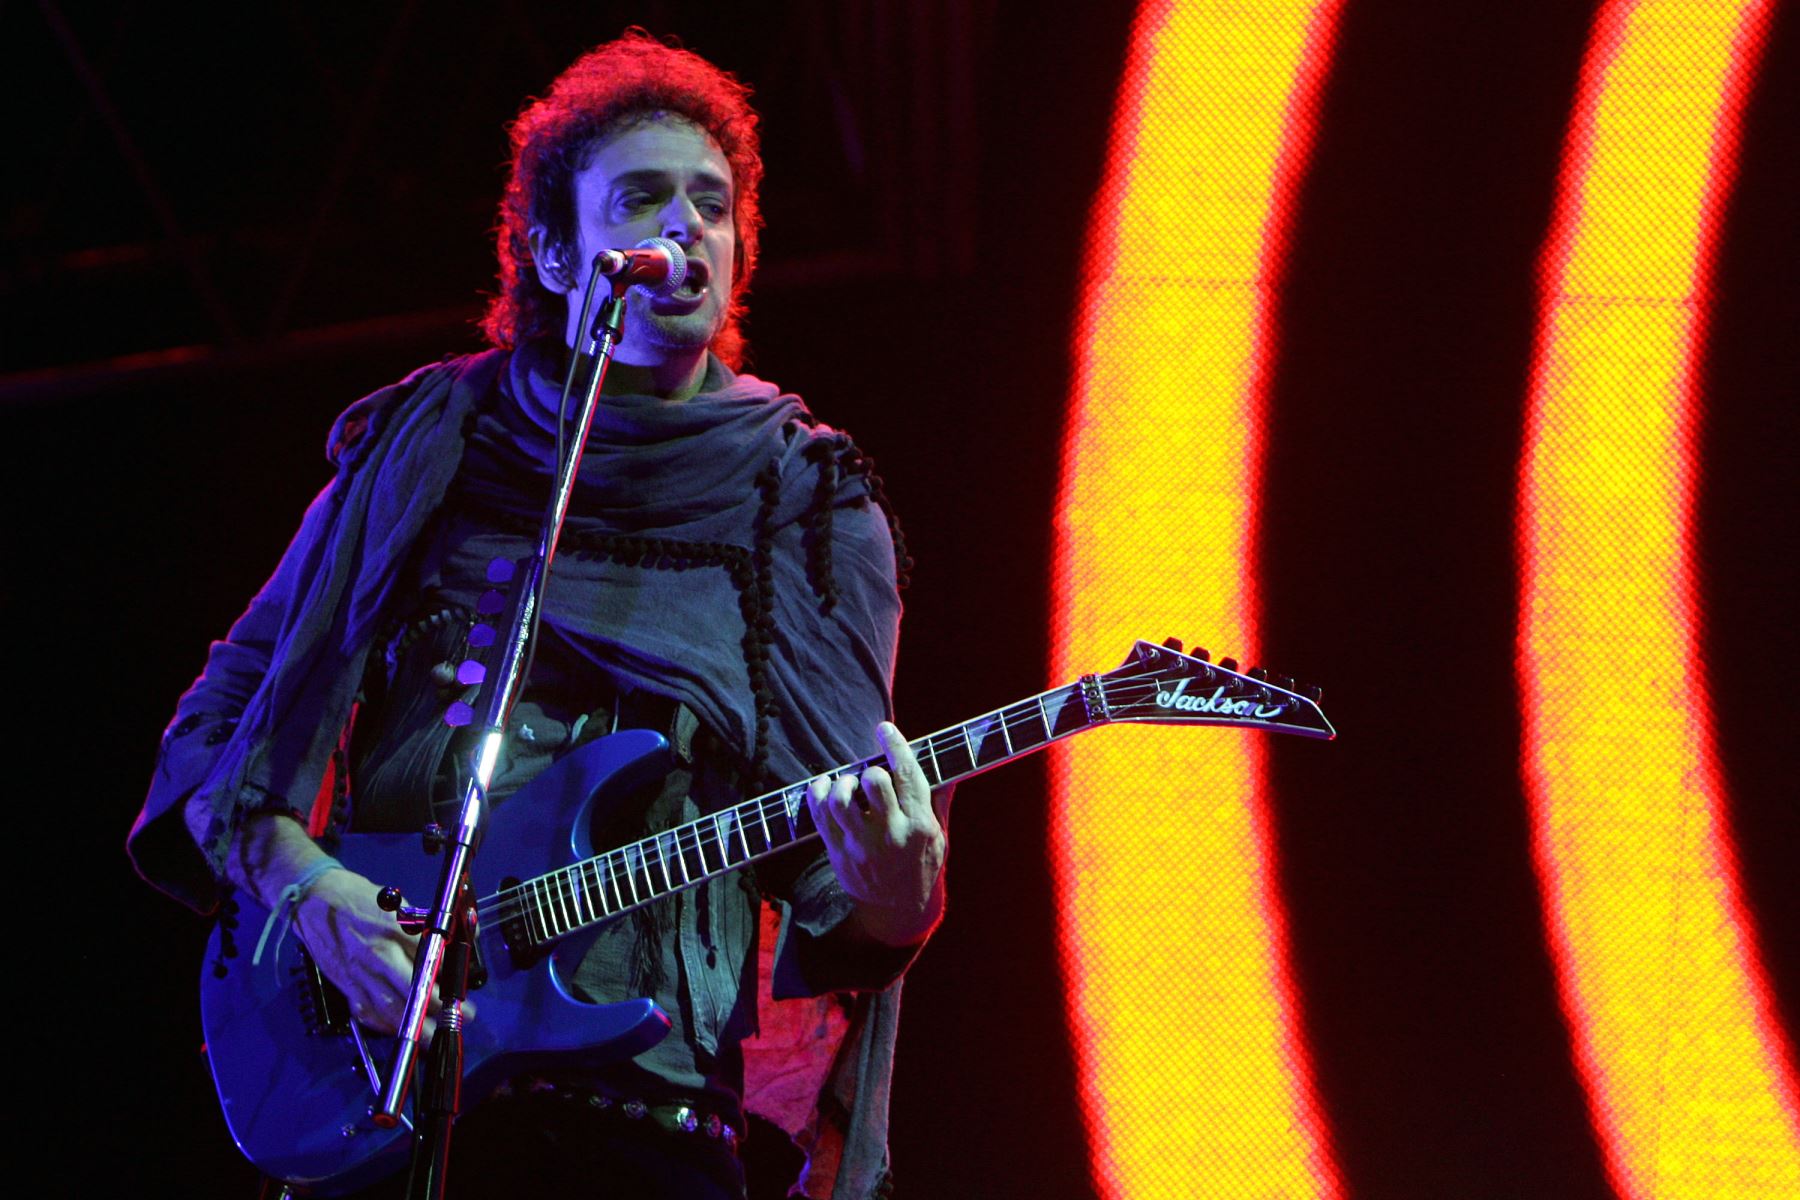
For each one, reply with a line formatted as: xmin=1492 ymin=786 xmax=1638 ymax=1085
xmin=252 ymin=856 xmax=346 ymax=966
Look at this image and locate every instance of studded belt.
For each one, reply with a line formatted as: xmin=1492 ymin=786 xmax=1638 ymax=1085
xmin=524 ymin=1081 xmax=741 ymax=1156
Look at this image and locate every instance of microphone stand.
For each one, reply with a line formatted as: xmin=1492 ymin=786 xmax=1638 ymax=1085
xmin=371 ymin=254 xmax=632 ymax=1200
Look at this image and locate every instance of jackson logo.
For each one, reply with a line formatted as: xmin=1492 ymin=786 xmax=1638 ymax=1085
xmin=1154 ymin=678 xmax=1287 ymax=719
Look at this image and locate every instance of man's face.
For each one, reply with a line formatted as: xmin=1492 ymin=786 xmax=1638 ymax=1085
xmin=556 ymin=117 xmax=736 ymax=364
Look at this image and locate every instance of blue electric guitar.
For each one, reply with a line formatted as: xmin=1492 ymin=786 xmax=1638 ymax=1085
xmin=200 ymin=639 xmax=1333 ymax=1193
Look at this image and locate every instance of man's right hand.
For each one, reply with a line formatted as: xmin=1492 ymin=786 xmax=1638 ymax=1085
xmin=295 ymin=868 xmax=445 ymax=1036
xmin=220 ymin=812 xmax=473 ymax=1038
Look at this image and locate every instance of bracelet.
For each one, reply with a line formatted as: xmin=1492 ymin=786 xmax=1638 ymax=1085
xmin=252 ymin=856 xmax=346 ymax=966
xmin=288 ymin=856 xmax=347 ymax=901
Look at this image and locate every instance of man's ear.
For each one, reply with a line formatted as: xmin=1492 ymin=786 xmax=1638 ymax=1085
xmin=529 ymin=226 xmax=575 ymax=294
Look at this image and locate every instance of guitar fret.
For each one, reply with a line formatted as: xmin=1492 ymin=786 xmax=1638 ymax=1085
xmin=581 ymin=860 xmax=606 ymax=919
xmin=524 ymin=880 xmax=544 ymax=943
xmin=733 ymin=809 xmax=752 ymax=859
xmin=653 ymin=836 xmax=670 ymax=894
xmin=923 ymin=737 xmax=942 ymax=786
xmin=544 ymin=877 xmax=564 ymax=939
xmin=629 ymin=842 xmax=651 ymax=901
xmin=605 ymin=854 xmax=624 ymax=911
xmin=623 ymin=848 xmax=641 ymax=905
xmin=565 ymin=868 xmax=585 ymax=928
xmin=1041 ymin=689 xmax=1059 ymax=738
xmin=553 ymin=873 xmax=572 ymax=935
xmin=999 ymin=706 xmax=1014 ymax=756
xmin=960 ymin=723 xmax=977 ymax=763
xmin=684 ymin=825 xmax=706 ymax=878
xmin=518 ymin=882 xmax=535 ymax=942
xmin=672 ymin=833 xmax=692 ymax=884
xmin=536 ymin=878 xmax=556 ymax=941
xmin=713 ymin=814 xmax=732 ymax=867
xmin=755 ymin=798 xmax=773 ymax=851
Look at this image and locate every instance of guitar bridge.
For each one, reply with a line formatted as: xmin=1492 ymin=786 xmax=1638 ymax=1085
xmin=293 ymin=945 xmax=354 ymax=1036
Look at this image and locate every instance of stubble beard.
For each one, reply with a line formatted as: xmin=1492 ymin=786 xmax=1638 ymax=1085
xmin=626 ymin=300 xmax=724 ymax=359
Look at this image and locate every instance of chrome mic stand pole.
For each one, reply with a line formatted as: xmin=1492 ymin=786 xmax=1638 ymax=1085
xmin=372 ymin=254 xmax=631 ymax=1200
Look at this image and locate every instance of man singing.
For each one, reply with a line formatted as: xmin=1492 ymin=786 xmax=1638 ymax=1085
xmin=129 ymin=31 xmax=949 ymax=1199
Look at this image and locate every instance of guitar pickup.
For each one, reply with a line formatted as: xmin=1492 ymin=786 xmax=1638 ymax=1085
xmin=497 ymin=875 xmax=548 ymax=972
xmin=467 ymin=921 xmax=489 ymax=991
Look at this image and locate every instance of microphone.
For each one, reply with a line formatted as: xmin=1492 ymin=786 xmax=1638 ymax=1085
xmin=593 ymin=237 xmax=688 ymax=296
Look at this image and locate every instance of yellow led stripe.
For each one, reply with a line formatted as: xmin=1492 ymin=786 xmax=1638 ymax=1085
xmin=1051 ymin=3 xmax=1344 ymax=1196
xmin=1519 ymin=3 xmax=1797 ymax=1197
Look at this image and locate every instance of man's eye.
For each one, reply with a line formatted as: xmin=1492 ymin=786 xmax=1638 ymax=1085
xmin=613 ymin=192 xmax=653 ymax=212
xmin=699 ymin=199 xmax=730 ymax=220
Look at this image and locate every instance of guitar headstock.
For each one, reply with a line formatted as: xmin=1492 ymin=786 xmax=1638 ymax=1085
xmin=1087 ymin=638 xmax=1336 ymax=739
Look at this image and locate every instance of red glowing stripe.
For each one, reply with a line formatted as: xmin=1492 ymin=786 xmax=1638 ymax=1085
xmin=1519 ymin=2 xmax=1797 ymax=1196
xmin=1051 ymin=3 xmax=1344 ymax=1196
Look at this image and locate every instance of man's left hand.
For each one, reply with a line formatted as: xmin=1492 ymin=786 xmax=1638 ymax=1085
xmin=807 ymin=721 xmax=951 ymax=947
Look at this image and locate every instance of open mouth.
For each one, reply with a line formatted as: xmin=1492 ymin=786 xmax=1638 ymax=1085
xmin=643 ymin=256 xmax=710 ymax=311
xmin=678 ymin=257 xmax=711 ymax=297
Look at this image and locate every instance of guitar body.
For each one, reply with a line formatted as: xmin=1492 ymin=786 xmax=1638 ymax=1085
xmin=199 ymin=729 xmax=677 ymax=1194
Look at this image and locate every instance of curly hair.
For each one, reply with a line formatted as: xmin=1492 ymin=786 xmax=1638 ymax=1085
xmin=482 ymin=31 xmax=764 ymax=367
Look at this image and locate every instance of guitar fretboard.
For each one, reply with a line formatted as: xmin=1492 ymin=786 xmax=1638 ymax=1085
xmin=488 ymin=681 xmax=1097 ymax=947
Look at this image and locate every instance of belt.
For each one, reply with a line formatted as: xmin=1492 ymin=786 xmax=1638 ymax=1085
xmin=522 ymin=1081 xmax=742 ymax=1156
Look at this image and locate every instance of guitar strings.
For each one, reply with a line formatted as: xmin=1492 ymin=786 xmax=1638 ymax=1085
xmin=471 ymin=670 xmax=1284 ymax=933
xmin=470 ymin=668 xmax=1285 ymax=934
xmin=471 ymin=685 xmax=1082 ymax=922
xmin=473 ymin=678 xmax=1113 ymax=927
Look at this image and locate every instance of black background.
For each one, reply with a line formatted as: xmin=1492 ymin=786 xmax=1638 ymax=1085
xmin=6 ymin=3 xmax=1795 ymax=1197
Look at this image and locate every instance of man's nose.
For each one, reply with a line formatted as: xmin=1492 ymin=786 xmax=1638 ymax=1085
xmin=661 ymin=199 xmax=703 ymax=244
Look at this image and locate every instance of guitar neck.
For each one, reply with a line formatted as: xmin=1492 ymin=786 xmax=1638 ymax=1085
xmin=494 ymin=681 xmax=1097 ymax=945
xmin=492 ymin=641 xmax=1333 ymax=949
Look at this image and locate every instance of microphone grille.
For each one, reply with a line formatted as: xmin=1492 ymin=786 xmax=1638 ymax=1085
xmin=632 ymin=236 xmax=687 ymax=297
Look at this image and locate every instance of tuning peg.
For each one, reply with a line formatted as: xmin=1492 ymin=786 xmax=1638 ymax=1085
xmin=1218 ymin=656 xmax=1239 ymax=672
xmin=1192 ymin=646 xmax=1209 ymax=662
xmin=1304 ymin=683 xmax=1324 ymax=702
xmin=1247 ymin=666 xmax=1269 ymax=682
xmin=1274 ymin=674 xmax=1296 ymax=692
xmin=1161 ymin=636 xmax=1183 ymax=652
